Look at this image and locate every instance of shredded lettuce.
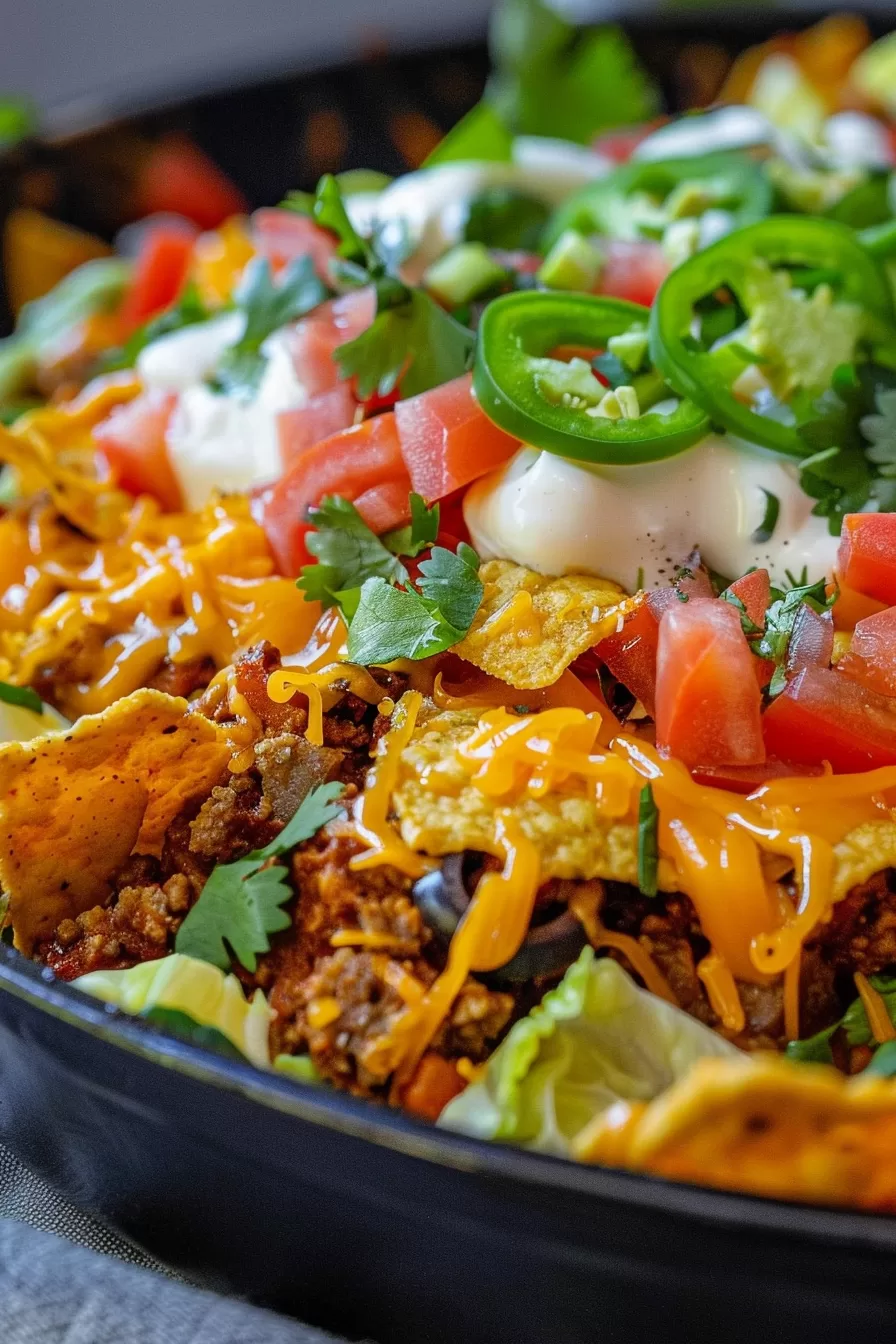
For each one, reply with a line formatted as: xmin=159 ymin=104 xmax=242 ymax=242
xmin=439 ymin=949 xmax=739 ymax=1155
xmin=75 ymin=953 xmax=273 ymax=1069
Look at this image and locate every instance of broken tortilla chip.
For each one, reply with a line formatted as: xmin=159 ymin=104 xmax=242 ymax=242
xmin=573 ymin=1055 xmax=896 ymax=1210
xmin=455 ymin=560 xmax=630 ymax=689
xmin=0 ymin=688 xmax=229 ymax=954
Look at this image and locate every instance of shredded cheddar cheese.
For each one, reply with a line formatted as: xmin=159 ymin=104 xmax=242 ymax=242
xmin=854 ymin=972 xmax=896 ymax=1044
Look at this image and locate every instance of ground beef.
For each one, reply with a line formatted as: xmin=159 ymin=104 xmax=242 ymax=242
xmin=148 ymin=655 xmax=216 ymax=699
xmin=435 ymin=980 xmax=514 ymax=1061
xmin=815 ymin=871 xmax=896 ymax=976
xmin=41 ymin=874 xmax=191 ymax=981
xmin=189 ymin=773 xmax=281 ymax=863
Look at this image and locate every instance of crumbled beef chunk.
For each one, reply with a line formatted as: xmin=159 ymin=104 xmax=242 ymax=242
xmin=435 ymin=980 xmax=514 ymax=1061
xmin=255 ymin=734 xmax=344 ymax=823
xmin=148 ymin=655 xmax=216 ymax=699
xmin=816 ymin=871 xmax=896 ymax=976
xmin=189 ymin=773 xmax=281 ymax=863
xmin=232 ymin=642 xmax=309 ymax=735
xmin=160 ymin=811 xmax=213 ymax=897
xmin=41 ymin=875 xmax=191 ymax=981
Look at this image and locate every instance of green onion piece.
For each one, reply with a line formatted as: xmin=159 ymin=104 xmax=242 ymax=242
xmin=0 ymin=681 xmax=42 ymax=714
xmin=637 ymin=783 xmax=659 ymax=898
xmin=751 ymin=488 xmax=780 ymax=544
xmin=538 ymin=230 xmax=605 ymax=293
xmin=424 ymin=243 xmax=508 ymax=308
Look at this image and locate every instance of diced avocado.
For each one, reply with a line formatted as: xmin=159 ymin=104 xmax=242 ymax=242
xmin=537 ymin=229 xmax=605 ymax=292
xmin=424 ymin=243 xmax=508 ymax=307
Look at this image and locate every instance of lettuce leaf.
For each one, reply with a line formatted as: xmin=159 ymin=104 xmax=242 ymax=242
xmin=75 ymin=952 xmax=273 ymax=1069
xmin=438 ymin=949 xmax=739 ymax=1155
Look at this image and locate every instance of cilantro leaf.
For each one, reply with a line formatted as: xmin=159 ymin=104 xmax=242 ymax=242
xmin=787 ymin=972 xmax=896 ymax=1065
xmin=215 ymin=256 xmax=329 ymax=396
xmin=753 ymin=576 xmax=833 ymax=696
xmin=298 ymin=496 xmax=408 ymax=608
xmin=346 ymin=578 xmax=465 ymax=664
xmin=382 ymin=493 xmax=440 ymax=558
xmin=797 ymin=364 xmax=896 ymax=530
xmin=175 ymin=782 xmax=343 ymax=971
xmin=0 ymin=681 xmax=42 ymax=713
xmin=417 ymin=542 xmax=483 ymax=630
xmin=861 ymin=387 xmax=896 ymax=472
xmin=282 ymin=173 xmax=370 ymax=268
xmin=424 ymin=100 xmax=514 ymax=167
xmin=335 ymin=288 xmax=474 ymax=401
xmin=346 ymin=542 xmax=483 ymax=665
xmin=488 ymin=1 xmax=658 ymax=143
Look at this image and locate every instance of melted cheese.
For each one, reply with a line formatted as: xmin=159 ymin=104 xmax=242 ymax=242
xmin=350 ymin=691 xmax=433 ymax=878
xmin=854 ymin=973 xmax=896 ymax=1044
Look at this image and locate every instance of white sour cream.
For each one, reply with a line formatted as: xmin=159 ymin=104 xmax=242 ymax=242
xmin=136 ymin=312 xmax=245 ymax=392
xmin=464 ymin=437 xmax=840 ymax=591
xmin=366 ymin=149 xmax=609 ymax=279
xmin=164 ymin=329 xmax=308 ymax=510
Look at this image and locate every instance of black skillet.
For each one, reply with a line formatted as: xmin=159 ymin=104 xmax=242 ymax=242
xmin=2 ymin=20 xmax=896 ymax=1342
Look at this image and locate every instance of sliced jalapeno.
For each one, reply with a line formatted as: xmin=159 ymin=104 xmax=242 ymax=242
xmin=473 ymin=290 xmax=710 ymax=464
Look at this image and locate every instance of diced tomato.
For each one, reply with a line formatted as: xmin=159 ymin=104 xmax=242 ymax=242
xmin=401 ymin=1053 xmax=465 ymax=1121
xmin=831 ymin=576 xmax=886 ymax=631
xmin=785 ymin=603 xmax=834 ymax=678
xmin=691 ymin=758 xmax=823 ymax=794
xmin=763 ymin=664 xmax=896 ymax=772
xmin=395 ymin=372 xmax=519 ymax=502
xmin=119 ymin=224 xmax=197 ymax=334
xmin=135 ymin=134 xmax=247 ymax=230
xmin=595 ymin=603 xmax=660 ymax=716
xmin=435 ymin=489 xmax=472 ymax=547
xmin=655 ymin=598 xmax=765 ymax=768
xmin=286 ymin=288 xmax=376 ymax=396
xmin=261 ymin=412 xmax=410 ymax=575
xmin=592 ymin=120 xmax=668 ymax=163
xmin=645 ymin=567 xmax=715 ymax=618
xmin=837 ymin=513 xmax=896 ymax=607
xmin=837 ymin=606 xmax=896 ymax=698
xmin=252 ymin=207 xmax=340 ymax=283
xmin=595 ymin=239 xmax=669 ymax=308
xmin=353 ymin=477 xmax=413 ymax=535
xmin=93 ymin=389 xmax=182 ymax=511
xmin=277 ymin=386 xmax=357 ymax=469
xmin=725 ymin=569 xmax=770 ymax=628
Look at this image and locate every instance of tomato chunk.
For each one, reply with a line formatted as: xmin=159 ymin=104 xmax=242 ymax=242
xmin=262 ymin=412 xmax=410 ymax=575
xmin=785 ymin=603 xmax=834 ymax=678
xmin=277 ymin=386 xmax=357 ymax=469
xmin=655 ymin=598 xmax=765 ymax=768
xmin=595 ymin=603 xmax=660 ymax=716
xmin=287 ymin=288 xmax=376 ymax=396
xmin=252 ymin=208 xmax=340 ymax=283
xmin=691 ymin=758 xmax=823 ymax=794
xmin=763 ymin=664 xmax=896 ymax=772
xmin=837 ymin=606 xmax=896 ymax=698
xmin=135 ymin=134 xmax=247 ymax=230
xmin=831 ymin=576 xmax=887 ymax=631
xmin=595 ymin=239 xmax=668 ymax=308
xmin=725 ymin=568 xmax=770 ymax=627
xmin=395 ymin=372 xmax=519 ymax=502
xmin=119 ymin=224 xmax=197 ymax=334
xmin=838 ymin=513 xmax=896 ymax=607
xmin=93 ymin=389 xmax=182 ymax=511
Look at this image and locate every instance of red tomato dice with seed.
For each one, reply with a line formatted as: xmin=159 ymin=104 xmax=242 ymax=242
xmin=93 ymin=389 xmax=183 ymax=512
xmin=763 ymin=663 xmax=896 ymax=772
xmin=395 ymin=372 xmax=519 ymax=502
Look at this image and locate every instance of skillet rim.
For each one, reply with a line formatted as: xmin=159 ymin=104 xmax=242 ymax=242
xmin=2 ymin=940 xmax=896 ymax=1252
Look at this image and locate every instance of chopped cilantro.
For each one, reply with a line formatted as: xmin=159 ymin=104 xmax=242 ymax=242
xmin=336 ymin=286 xmax=474 ymax=401
xmin=424 ymin=101 xmax=514 ymax=167
xmin=0 ymin=681 xmax=43 ymax=714
xmin=787 ymin=973 xmax=896 ymax=1065
xmin=282 ymin=173 xmax=370 ymax=268
xmin=463 ymin=187 xmax=550 ymax=251
xmin=381 ymin=493 xmax=440 ymax=558
xmin=488 ymin=0 xmax=658 ymax=143
xmin=175 ymin=782 xmax=344 ymax=972
xmin=637 ymin=784 xmax=659 ymax=898
xmin=751 ymin=488 xmax=780 ymax=544
xmin=753 ymin=575 xmax=834 ymax=697
xmin=797 ymin=362 xmax=896 ymax=530
xmin=298 ymin=496 xmax=409 ymax=609
xmin=214 ymin=256 xmax=329 ymax=396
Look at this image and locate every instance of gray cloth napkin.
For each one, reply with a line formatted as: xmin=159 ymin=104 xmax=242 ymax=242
xmin=0 ymin=1143 xmax=349 ymax=1344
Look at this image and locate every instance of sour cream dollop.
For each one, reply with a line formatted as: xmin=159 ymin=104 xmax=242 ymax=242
xmin=464 ymin=437 xmax=840 ymax=591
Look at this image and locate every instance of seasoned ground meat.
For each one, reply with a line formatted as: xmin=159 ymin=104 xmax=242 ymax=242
xmin=435 ymin=980 xmax=514 ymax=1061
xmin=148 ymin=655 xmax=216 ymax=699
xmin=189 ymin=773 xmax=281 ymax=863
xmin=816 ymin=871 xmax=896 ymax=976
xmin=41 ymin=874 xmax=191 ymax=981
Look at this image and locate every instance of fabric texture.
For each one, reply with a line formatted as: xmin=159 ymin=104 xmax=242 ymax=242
xmin=0 ymin=1144 xmax=350 ymax=1344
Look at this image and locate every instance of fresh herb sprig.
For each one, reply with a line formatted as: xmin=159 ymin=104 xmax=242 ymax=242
xmin=214 ymin=256 xmax=329 ymax=396
xmin=637 ymin=783 xmax=659 ymax=898
xmin=175 ymin=782 xmax=344 ymax=972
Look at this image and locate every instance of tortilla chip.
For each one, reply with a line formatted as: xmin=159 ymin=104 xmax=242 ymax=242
xmin=392 ymin=706 xmax=680 ymax=887
xmin=573 ymin=1055 xmax=896 ymax=1210
xmin=0 ymin=689 xmax=229 ymax=953
xmin=454 ymin=560 xmax=629 ymax=690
